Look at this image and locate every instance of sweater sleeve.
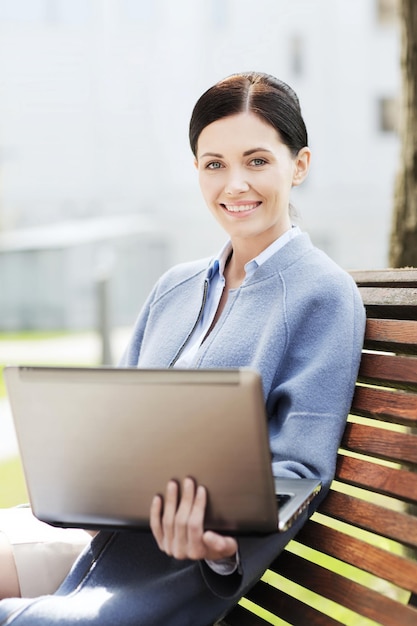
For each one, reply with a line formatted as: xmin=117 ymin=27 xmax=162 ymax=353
xmin=118 ymin=284 xmax=158 ymax=367
xmin=268 ymin=273 xmax=366 ymax=494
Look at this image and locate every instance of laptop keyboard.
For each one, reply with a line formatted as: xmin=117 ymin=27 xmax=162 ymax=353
xmin=276 ymin=493 xmax=291 ymax=506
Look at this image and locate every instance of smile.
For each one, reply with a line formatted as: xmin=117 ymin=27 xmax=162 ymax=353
xmin=222 ymin=202 xmax=261 ymax=213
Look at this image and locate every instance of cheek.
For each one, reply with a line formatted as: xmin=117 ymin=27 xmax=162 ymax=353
xmin=199 ymin=175 xmax=220 ymax=201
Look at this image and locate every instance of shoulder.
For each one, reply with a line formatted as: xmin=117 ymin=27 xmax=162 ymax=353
xmin=152 ymin=257 xmax=212 ymax=296
xmin=279 ymin=234 xmax=364 ymax=315
xmin=286 ymin=233 xmax=358 ymax=290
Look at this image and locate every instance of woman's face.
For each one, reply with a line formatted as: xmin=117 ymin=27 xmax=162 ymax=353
xmin=195 ymin=112 xmax=310 ymax=251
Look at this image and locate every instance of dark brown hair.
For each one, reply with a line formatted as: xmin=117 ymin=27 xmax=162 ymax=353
xmin=189 ymin=72 xmax=308 ymax=158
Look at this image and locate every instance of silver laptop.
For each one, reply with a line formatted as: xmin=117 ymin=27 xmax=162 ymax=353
xmin=4 ymin=366 xmax=321 ymax=534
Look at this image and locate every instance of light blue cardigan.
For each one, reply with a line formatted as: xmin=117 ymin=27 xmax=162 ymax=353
xmin=121 ymin=232 xmax=365 ymax=493
xmin=0 ymin=233 xmax=366 ymax=626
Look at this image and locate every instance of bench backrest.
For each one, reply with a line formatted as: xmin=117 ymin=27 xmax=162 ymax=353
xmin=223 ymin=269 xmax=417 ymax=626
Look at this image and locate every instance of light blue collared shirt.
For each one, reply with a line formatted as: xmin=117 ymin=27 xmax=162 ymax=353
xmin=174 ymin=226 xmax=301 ymax=369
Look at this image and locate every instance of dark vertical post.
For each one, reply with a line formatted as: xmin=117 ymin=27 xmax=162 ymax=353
xmin=95 ymin=246 xmax=114 ymax=366
xmin=97 ymin=273 xmax=113 ymax=365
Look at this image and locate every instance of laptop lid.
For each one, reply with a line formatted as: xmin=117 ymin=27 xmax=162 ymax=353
xmin=4 ymin=366 xmax=320 ymax=535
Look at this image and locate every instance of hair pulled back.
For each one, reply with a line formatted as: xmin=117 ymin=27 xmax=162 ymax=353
xmin=189 ymin=72 xmax=308 ymax=158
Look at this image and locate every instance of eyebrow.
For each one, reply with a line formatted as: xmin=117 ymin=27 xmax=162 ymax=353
xmin=243 ymin=147 xmax=273 ymax=156
xmin=199 ymin=147 xmax=273 ymax=159
xmin=199 ymin=152 xmax=223 ymax=159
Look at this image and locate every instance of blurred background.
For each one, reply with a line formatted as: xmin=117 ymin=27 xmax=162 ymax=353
xmin=0 ymin=0 xmax=400 ymax=325
xmin=0 ymin=0 xmax=401 ymax=498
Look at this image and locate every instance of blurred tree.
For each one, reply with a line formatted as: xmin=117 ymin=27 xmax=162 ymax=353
xmin=389 ymin=0 xmax=417 ymax=267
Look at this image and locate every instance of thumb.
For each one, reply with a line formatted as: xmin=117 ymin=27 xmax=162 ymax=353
xmin=202 ymin=531 xmax=238 ymax=559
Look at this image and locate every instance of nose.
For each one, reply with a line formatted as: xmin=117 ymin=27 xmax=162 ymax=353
xmin=224 ymin=168 xmax=250 ymax=195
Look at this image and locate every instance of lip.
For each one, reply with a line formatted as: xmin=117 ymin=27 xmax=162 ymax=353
xmin=221 ymin=201 xmax=261 ymax=215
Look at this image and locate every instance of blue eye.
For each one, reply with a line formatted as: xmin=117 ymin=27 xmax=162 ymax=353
xmin=207 ymin=162 xmax=222 ymax=169
xmin=251 ymin=158 xmax=266 ymax=166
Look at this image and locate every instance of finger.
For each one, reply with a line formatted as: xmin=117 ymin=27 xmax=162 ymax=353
xmin=149 ymin=494 xmax=164 ymax=548
xmin=174 ymin=478 xmax=196 ymax=534
xmin=172 ymin=477 xmax=197 ymax=558
xmin=161 ymin=480 xmax=180 ymax=553
xmin=186 ymin=485 xmax=207 ymax=559
xmin=202 ymin=531 xmax=238 ymax=561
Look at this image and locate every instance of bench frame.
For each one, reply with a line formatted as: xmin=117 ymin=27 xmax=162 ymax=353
xmin=221 ymin=269 xmax=417 ymax=626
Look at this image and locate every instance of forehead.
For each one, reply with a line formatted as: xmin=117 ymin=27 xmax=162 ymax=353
xmin=196 ymin=112 xmax=283 ymax=156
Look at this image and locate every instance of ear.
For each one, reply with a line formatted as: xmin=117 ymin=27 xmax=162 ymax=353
xmin=292 ymin=147 xmax=311 ymax=186
xmin=194 ymin=158 xmax=198 ymax=170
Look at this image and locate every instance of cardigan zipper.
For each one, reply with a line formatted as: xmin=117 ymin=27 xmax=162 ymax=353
xmin=169 ymin=278 xmax=209 ymax=367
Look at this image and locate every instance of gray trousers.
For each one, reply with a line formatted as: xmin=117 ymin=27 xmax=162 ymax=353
xmin=0 ymin=509 xmax=308 ymax=626
xmin=0 ymin=531 xmax=240 ymax=626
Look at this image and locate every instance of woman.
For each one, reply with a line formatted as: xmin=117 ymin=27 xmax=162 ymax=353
xmin=0 ymin=72 xmax=365 ymax=625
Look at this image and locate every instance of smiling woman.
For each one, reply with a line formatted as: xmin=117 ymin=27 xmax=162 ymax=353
xmin=0 ymin=72 xmax=366 ymax=626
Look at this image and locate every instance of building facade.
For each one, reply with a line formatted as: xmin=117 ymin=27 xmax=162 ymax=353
xmin=0 ymin=0 xmax=400 ymax=328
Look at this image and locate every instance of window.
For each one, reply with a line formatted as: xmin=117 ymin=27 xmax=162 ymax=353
xmin=376 ymin=0 xmax=398 ymax=25
xmin=378 ymin=96 xmax=399 ymax=133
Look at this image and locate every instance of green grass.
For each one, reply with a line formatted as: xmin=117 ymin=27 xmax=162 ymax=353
xmin=0 ymin=366 xmax=5 ymax=398
xmin=0 ymin=331 xmax=70 ymax=398
xmin=0 ymin=334 xmax=40 ymax=504
xmin=0 ymin=330 xmax=96 ymax=506
xmin=0 ymin=456 xmax=28 ymax=507
xmin=0 ymin=330 xmax=100 ymax=398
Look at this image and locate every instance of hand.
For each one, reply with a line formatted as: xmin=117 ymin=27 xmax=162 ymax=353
xmin=150 ymin=477 xmax=238 ymax=562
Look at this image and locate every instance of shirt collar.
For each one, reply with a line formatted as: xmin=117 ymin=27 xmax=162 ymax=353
xmin=206 ymin=226 xmax=301 ymax=281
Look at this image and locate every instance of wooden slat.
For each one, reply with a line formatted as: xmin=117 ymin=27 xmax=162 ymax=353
xmin=318 ymin=491 xmax=417 ymax=548
xmin=359 ymin=287 xmax=417 ymax=308
xmin=351 ymin=385 xmax=417 ymax=426
xmin=342 ymin=422 xmax=417 ymax=465
xmin=225 ymin=269 xmax=417 ymax=626
xmin=363 ymin=305 xmax=417 ymax=321
xmin=356 ymin=285 xmax=417 ymax=320
xmin=246 ymin=580 xmax=343 ymax=626
xmin=358 ymin=353 xmax=417 ymax=390
xmin=220 ymin=603 xmax=270 ymax=626
xmin=335 ymin=454 xmax=417 ymax=504
xmin=270 ymin=550 xmax=417 ymax=626
xmin=364 ymin=319 xmax=417 ymax=354
xmin=350 ymin=269 xmax=417 ymax=286
xmin=297 ymin=520 xmax=417 ymax=594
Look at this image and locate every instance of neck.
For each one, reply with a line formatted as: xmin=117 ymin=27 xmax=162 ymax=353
xmin=223 ymin=254 xmax=245 ymax=289
xmin=228 ymin=223 xmax=292 ymax=271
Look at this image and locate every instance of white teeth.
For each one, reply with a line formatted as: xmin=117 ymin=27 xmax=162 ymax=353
xmin=224 ymin=203 xmax=258 ymax=212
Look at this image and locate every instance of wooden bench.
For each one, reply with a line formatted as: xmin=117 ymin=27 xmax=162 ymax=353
xmin=221 ymin=268 xmax=417 ymax=626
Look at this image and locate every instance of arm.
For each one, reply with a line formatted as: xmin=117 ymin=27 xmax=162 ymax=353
xmin=268 ymin=275 xmax=366 ymax=496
